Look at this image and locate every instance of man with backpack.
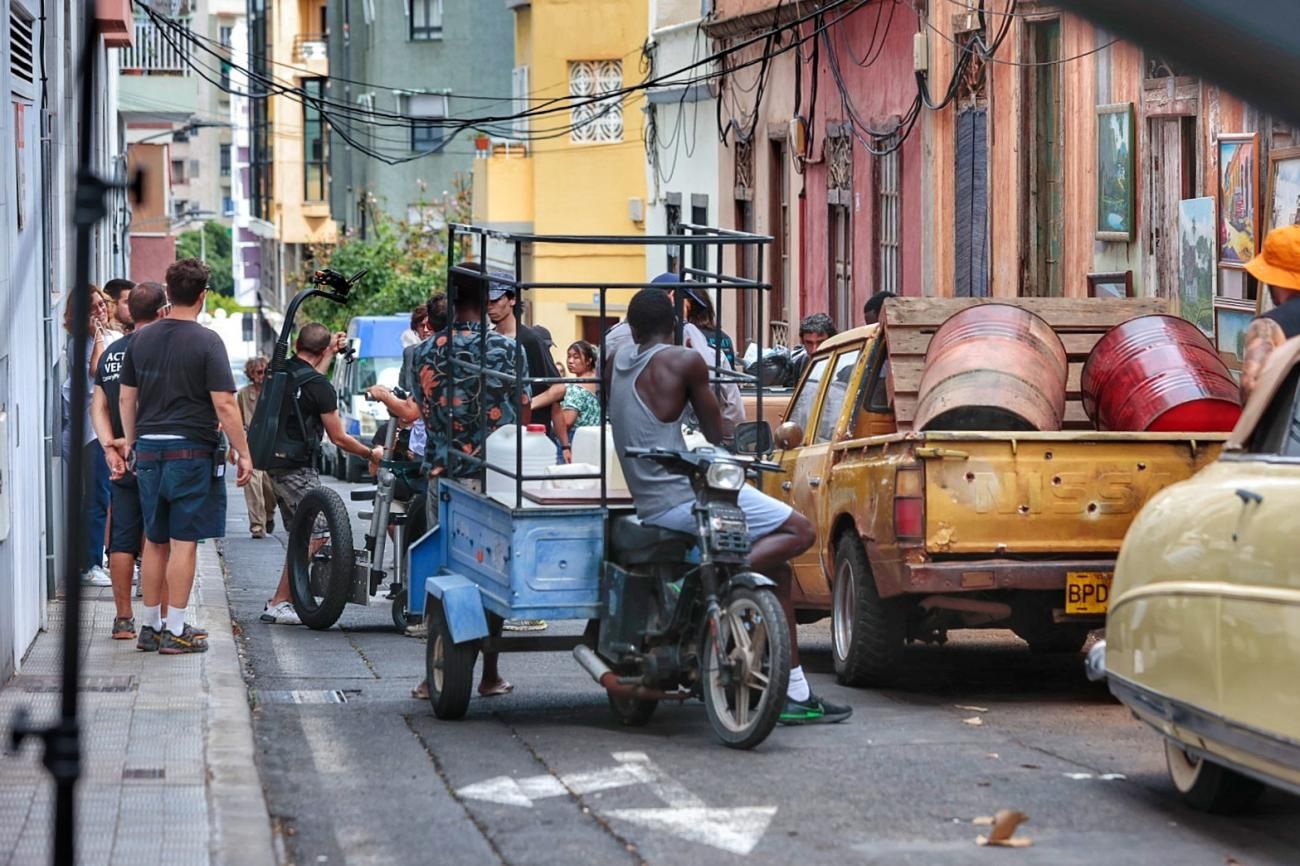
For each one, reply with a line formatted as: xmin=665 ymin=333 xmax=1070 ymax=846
xmin=259 ymin=323 xmax=383 ymax=625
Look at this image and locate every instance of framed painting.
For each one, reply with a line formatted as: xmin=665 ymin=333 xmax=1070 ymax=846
xmin=1086 ymin=271 xmax=1134 ymax=299
xmin=1097 ymin=103 xmax=1136 ymax=241
xmin=1215 ymin=305 xmax=1254 ymax=369
xmin=1177 ymin=197 xmax=1216 ymax=338
xmin=1216 ymin=133 xmax=1258 ymax=268
xmin=1259 ymin=146 xmax=1300 ymax=315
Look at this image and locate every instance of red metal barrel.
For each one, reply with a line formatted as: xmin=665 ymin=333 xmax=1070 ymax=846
xmin=1081 ymin=315 xmax=1241 ymax=432
xmin=914 ymin=304 xmax=1068 ymax=432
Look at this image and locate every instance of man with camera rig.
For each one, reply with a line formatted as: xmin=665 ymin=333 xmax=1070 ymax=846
xmin=259 ymin=323 xmax=385 ymax=625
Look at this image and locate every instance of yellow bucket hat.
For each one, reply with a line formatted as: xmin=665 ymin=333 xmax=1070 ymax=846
xmin=1245 ymin=224 xmax=1300 ymax=292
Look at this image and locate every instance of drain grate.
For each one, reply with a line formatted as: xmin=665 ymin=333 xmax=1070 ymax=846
xmin=254 ymin=689 xmax=356 ymax=704
xmin=122 ymin=768 xmax=165 ymax=780
xmin=17 ymin=675 xmax=138 ymax=693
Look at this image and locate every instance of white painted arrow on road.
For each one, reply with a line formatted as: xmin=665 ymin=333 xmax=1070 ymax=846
xmin=456 ymin=750 xmax=777 ymax=856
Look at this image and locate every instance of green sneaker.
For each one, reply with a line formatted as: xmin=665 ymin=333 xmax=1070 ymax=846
xmin=136 ymin=625 xmax=162 ymax=652
xmin=158 ymin=625 xmax=209 ymax=655
xmin=779 ymin=693 xmax=853 ymax=726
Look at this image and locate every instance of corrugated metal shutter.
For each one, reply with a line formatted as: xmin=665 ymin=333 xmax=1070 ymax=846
xmin=955 ymin=107 xmax=990 ymax=298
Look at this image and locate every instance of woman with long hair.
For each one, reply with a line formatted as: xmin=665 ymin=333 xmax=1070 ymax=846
xmin=63 ymin=283 xmax=114 ymax=585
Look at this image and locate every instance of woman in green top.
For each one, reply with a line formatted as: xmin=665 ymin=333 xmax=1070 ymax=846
xmin=557 ymin=340 xmax=601 ymax=462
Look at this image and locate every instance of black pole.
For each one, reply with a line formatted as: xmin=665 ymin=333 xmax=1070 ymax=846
xmin=8 ymin=7 xmax=107 ymax=865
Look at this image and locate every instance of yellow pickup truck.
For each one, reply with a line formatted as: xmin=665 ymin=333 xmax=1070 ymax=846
xmin=758 ymin=298 xmax=1223 ymax=686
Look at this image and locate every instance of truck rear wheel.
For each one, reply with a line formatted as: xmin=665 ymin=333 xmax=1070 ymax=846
xmin=831 ymin=534 xmax=905 ymax=687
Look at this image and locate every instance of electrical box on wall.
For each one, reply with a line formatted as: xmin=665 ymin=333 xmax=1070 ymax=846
xmin=628 ymin=197 xmax=645 ymax=223
xmin=913 ymin=32 xmax=929 ymax=73
xmin=788 ymin=116 xmax=807 ymax=157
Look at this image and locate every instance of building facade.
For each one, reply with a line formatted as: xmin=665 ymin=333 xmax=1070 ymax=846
xmin=1 ymin=0 xmax=129 ymax=680
xmin=325 ymin=0 xmax=514 ymax=235
xmin=473 ymin=0 xmax=650 ymax=346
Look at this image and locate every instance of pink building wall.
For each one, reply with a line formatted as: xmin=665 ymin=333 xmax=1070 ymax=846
xmin=129 ymin=235 xmax=177 ymax=284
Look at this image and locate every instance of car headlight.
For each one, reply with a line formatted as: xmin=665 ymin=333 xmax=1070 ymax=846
xmin=705 ymin=461 xmax=746 ymax=491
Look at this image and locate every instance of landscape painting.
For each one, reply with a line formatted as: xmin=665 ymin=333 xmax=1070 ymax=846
xmin=1260 ymin=147 xmax=1300 ymax=314
xmin=1097 ymin=103 xmax=1135 ymax=241
xmin=1217 ymin=133 xmax=1258 ymax=267
xmin=1178 ymin=198 xmax=1216 ymax=338
xmin=1215 ymin=306 xmax=1254 ymax=368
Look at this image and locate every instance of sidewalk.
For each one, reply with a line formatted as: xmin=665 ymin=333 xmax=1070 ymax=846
xmin=0 ymin=543 xmax=276 ymax=866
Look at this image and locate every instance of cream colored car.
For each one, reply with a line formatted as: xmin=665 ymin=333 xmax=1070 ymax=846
xmin=1090 ymin=338 xmax=1300 ymax=812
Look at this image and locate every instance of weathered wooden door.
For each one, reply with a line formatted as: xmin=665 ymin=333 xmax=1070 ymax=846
xmin=1147 ymin=116 xmax=1198 ymax=296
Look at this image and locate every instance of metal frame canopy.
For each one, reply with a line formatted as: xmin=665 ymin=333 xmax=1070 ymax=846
xmin=434 ymin=222 xmax=773 ymax=509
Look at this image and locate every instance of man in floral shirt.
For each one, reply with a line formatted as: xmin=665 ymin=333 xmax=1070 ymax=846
xmin=417 ymin=262 xmax=531 ymax=480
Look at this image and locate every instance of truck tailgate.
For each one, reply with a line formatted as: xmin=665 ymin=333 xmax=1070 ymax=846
xmin=919 ymin=435 xmax=1221 ymax=555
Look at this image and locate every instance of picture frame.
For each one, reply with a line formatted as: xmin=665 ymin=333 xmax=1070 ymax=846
xmin=1086 ymin=271 xmax=1134 ymax=299
xmin=1216 ymin=133 xmax=1259 ymax=269
xmin=1215 ymin=305 xmax=1254 ymax=370
xmin=1096 ymin=103 xmax=1136 ymax=241
xmin=1259 ymin=145 xmax=1300 ymax=315
xmin=1177 ymin=198 xmax=1216 ymax=338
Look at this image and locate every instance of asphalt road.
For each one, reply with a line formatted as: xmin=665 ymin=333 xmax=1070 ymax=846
xmin=219 ymin=476 xmax=1300 ymax=866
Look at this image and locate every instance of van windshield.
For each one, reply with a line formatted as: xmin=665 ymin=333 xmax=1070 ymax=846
xmin=354 ymin=356 xmax=403 ymax=392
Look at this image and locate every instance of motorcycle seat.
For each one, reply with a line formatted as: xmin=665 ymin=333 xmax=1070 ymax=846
xmin=610 ymin=515 xmax=694 ymax=566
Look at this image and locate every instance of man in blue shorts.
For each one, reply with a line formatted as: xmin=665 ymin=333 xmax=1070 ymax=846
xmin=606 ymin=289 xmax=851 ymax=725
xmin=120 ymin=258 xmax=254 ymax=654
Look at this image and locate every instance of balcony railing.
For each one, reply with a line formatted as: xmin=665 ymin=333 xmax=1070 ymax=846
xmin=294 ymin=34 xmax=327 ymax=63
xmin=119 ymin=17 xmax=192 ymax=74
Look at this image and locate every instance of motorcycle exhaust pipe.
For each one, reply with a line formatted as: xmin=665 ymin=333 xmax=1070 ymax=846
xmin=572 ymin=645 xmax=690 ymax=702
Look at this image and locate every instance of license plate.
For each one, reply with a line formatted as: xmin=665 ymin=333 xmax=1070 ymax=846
xmin=1065 ymin=571 xmax=1113 ymax=614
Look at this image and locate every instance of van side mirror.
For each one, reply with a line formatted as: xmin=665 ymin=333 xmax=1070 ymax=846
xmin=774 ymin=422 xmax=803 ymax=450
xmin=734 ymin=421 xmax=773 ymax=455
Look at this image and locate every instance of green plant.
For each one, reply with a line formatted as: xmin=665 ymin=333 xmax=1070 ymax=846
xmin=177 ymin=220 xmax=235 ymax=297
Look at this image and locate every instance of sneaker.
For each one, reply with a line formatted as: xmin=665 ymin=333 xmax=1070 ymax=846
xmin=111 ymin=616 xmax=136 ymax=640
xmin=778 ymin=693 xmax=853 ymax=726
xmin=158 ymin=625 xmax=209 ymax=655
xmin=136 ymin=625 xmax=162 ymax=652
xmin=81 ymin=566 xmax=111 ymax=587
xmin=260 ymin=601 xmax=301 ymax=626
xmin=251 ymin=527 xmax=266 ymax=539
xmin=502 ymin=619 xmax=548 ymax=632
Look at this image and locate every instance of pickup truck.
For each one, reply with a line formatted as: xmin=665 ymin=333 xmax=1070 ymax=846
xmin=757 ymin=297 xmax=1224 ymax=686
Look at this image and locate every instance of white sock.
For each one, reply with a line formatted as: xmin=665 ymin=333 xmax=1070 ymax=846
xmin=166 ymin=606 xmax=188 ymax=635
xmin=787 ymin=665 xmax=810 ymax=702
xmin=142 ymin=604 xmax=163 ymax=631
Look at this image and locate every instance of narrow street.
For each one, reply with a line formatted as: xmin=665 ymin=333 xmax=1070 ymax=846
xmin=218 ymin=478 xmax=1300 ymax=866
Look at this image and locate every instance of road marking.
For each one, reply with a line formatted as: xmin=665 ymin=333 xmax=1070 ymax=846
xmin=456 ymin=751 xmax=777 ymax=855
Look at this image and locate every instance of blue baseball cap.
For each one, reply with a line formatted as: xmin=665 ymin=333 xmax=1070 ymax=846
xmin=650 ymin=272 xmax=708 ymax=309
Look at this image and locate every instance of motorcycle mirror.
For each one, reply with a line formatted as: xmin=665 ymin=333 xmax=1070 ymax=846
xmin=734 ymin=420 xmax=773 ymax=455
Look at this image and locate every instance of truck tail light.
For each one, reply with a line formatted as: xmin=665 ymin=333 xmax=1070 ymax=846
xmin=895 ymin=465 xmax=924 ymax=543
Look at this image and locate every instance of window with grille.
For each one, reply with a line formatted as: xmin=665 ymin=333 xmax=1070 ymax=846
xmin=407 ymin=93 xmax=448 ymax=152
xmin=876 ymin=145 xmax=901 ymax=297
xmin=9 ymin=6 xmax=35 ymax=89
xmin=569 ymin=60 xmax=623 ymax=143
xmin=665 ymin=199 xmax=682 ymax=272
xmin=302 ymin=78 xmax=329 ymax=201
xmin=827 ymin=130 xmax=853 ymax=331
xmin=220 ymin=144 xmax=231 ymax=176
xmin=409 ymin=0 xmax=443 ymax=41
xmin=219 ymin=25 xmax=233 ymax=47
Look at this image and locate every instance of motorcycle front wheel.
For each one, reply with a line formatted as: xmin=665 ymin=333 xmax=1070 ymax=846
xmin=702 ymin=587 xmax=791 ymax=750
xmin=287 ymin=486 xmax=354 ymax=630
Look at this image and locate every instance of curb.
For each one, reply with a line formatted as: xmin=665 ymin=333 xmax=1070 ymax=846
xmin=199 ymin=541 xmax=278 ymax=866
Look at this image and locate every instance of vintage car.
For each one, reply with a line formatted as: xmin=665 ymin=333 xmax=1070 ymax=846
xmin=1092 ymin=337 xmax=1300 ymax=812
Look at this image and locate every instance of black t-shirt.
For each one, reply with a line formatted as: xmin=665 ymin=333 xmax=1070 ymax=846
xmin=120 ymin=319 xmax=236 ymax=445
xmin=94 ymin=333 xmax=133 ymax=439
xmin=516 ymin=323 xmax=559 ymax=435
xmin=269 ymin=356 xmax=338 ymax=469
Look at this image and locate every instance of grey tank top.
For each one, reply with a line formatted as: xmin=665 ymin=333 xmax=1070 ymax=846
xmin=609 ymin=343 xmax=694 ymax=520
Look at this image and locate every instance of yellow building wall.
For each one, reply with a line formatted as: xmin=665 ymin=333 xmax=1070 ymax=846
xmin=271 ymin=0 xmax=335 ymax=247
xmin=479 ymin=0 xmax=649 ymax=345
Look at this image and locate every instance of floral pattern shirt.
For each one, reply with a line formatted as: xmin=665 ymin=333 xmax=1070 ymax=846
xmin=561 ymin=383 xmax=602 ymax=428
xmin=416 ymin=321 xmax=530 ymax=478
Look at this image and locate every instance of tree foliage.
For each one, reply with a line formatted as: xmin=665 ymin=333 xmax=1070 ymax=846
xmin=299 ymin=183 xmax=471 ymax=333
xmin=176 ymin=220 xmax=235 ymax=297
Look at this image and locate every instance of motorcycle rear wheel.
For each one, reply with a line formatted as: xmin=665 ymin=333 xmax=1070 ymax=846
xmin=287 ymin=487 xmax=354 ymax=630
xmin=702 ymin=587 xmax=790 ymax=750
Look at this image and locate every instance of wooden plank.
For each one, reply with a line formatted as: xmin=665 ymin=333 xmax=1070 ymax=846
xmin=885 ymin=327 xmax=1111 ymax=357
xmin=881 ymin=296 xmax=1170 ymax=328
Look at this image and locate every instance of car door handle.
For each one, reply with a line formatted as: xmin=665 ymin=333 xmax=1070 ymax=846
xmin=1235 ymin=488 xmax=1263 ymax=506
xmin=808 ymin=476 xmax=822 ymax=488
xmin=781 ymin=480 xmax=793 ymax=491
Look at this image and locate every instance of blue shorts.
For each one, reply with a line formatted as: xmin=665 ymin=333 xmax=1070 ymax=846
xmin=108 ymin=474 xmax=145 ymax=555
xmin=643 ymin=485 xmax=793 ymax=542
xmin=135 ymin=439 xmax=226 ymax=543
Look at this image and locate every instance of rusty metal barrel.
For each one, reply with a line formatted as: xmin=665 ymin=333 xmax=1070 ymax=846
xmin=1081 ymin=314 xmax=1242 ymax=432
xmin=914 ymin=304 xmax=1069 ymax=432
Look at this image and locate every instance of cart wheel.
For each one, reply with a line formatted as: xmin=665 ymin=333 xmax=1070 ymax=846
xmin=287 ymin=487 xmax=354 ymax=630
xmin=390 ymin=590 xmax=409 ymax=632
xmin=425 ymin=597 xmax=476 ymax=720
xmin=608 ymin=693 xmax=658 ymax=727
xmin=702 ymin=586 xmax=790 ymax=750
